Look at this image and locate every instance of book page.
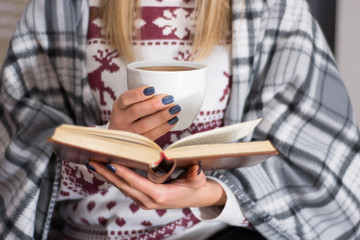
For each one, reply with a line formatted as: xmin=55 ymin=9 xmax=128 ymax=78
xmin=49 ymin=126 xmax=162 ymax=165
xmin=166 ymin=118 xmax=262 ymax=149
xmin=60 ymin=125 xmax=162 ymax=151
xmin=165 ymin=140 xmax=277 ymax=162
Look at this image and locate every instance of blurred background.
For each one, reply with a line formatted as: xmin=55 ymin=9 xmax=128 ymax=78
xmin=0 ymin=0 xmax=359 ymax=125
xmin=0 ymin=0 xmax=28 ymax=62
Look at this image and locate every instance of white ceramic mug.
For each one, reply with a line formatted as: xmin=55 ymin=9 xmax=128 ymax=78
xmin=127 ymin=61 xmax=208 ymax=131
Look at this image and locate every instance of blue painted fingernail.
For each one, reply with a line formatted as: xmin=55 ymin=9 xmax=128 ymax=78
xmin=169 ymin=104 xmax=181 ymax=115
xmin=162 ymin=95 xmax=174 ymax=105
xmin=85 ymin=163 xmax=96 ymax=172
xmin=168 ymin=116 xmax=179 ymax=125
xmin=143 ymin=86 xmax=155 ymax=96
xmin=197 ymin=164 xmax=203 ymax=175
xmin=106 ymin=163 xmax=116 ymax=173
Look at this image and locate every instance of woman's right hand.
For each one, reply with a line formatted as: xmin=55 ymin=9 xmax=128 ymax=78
xmin=108 ymin=86 xmax=181 ymax=140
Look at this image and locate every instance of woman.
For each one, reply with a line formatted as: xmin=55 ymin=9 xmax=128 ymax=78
xmin=1 ymin=0 xmax=359 ymax=239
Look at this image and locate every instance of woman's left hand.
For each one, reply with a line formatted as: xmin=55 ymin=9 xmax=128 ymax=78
xmin=87 ymin=161 xmax=227 ymax=210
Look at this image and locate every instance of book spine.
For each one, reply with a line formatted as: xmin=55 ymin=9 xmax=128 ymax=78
xmin=147 ymin=152 xmax=176 ymax=183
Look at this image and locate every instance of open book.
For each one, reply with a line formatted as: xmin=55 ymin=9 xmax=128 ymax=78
xmin=48 ymin=118 xmax=278 ymax=183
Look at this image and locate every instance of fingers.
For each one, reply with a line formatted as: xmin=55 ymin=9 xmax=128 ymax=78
xmin=86 ymin=161 xmax=214 ymax=209
xmin=88 ymin=161 xmax=154 ymax=207
xmin=114 ymin=99 xmax=180 ymax=135
xmin=109 ymin=86 xmax=182 ymax=138
xmin=140 ymin=114 xmax=179 ymax=140
xmin=117 ymin=86 xmax=155 ymax=110
xmin=113 ymin=92 xmax=172 ymax=125
xmin=125 ymin=95 xmax=176 ymax=124
xmin=171 ymin=164 xmax=206 ymax=188
xmin=106 ymin=164 xmax=162 ymax=198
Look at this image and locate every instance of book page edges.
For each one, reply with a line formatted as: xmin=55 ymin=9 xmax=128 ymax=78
xmin=57 ymin=124 xmax=162 ymax=151
xmin=48 ymin=139 xmax=157 ymax=170
xmin=48 ymin=130 xmax=162 ymax=167
xmin=164 ymin=141 xmax=278 ymax=169
xmin=48 ymin=137 xmax=177 ymax=183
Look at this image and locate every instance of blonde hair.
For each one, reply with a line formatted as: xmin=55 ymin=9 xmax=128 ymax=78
xmin=94 ymin=0 xmax=231 ymax=62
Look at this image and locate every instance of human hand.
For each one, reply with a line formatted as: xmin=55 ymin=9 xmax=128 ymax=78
xmin=108 ymin=86 xmax=181 ymax=140
xmin=87 ymin=161 xmax=227 ymax=210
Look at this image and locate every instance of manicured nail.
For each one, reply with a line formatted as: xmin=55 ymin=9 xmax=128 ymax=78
xmin=168 ymin=116 xmax=179 ymax=125
xmin=106 ymin=163 xmax=116 ymax=173
xmin=197 ymin=164 xmax=203 ymax=175
xmin=143 ymin=86 xmax=155 ymax=96
xmin=169 ymin=104 xmax=181 ymax=115
xmin=85 ymin=163 xmax=96 ymax=172
xmin=162 ymin=95 xmax=174 ymax=105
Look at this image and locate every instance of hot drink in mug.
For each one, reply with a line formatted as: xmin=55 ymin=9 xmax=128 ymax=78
xmin=127 ymin=61 xmax=208 ymax=131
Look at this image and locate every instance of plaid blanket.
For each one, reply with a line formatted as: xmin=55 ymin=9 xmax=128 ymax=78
xmin=1 ymin=0 xmax=359 ymax=239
